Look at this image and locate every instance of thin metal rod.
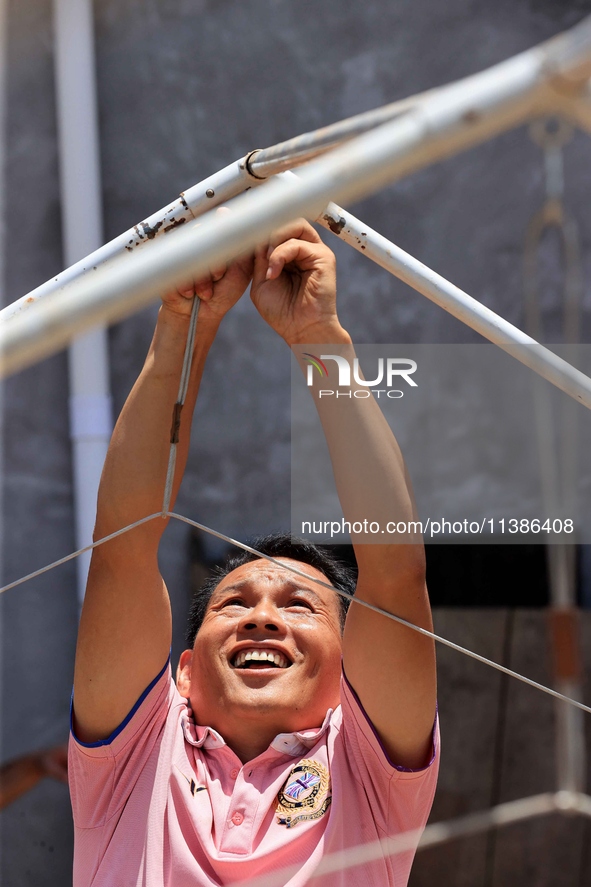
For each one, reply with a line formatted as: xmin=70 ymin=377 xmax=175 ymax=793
xmin=0 ymin=157 xmax=261 ymax=322
xmin=307 ymin=189 xmax=591 ymax=409
xmin=522 ymin=126 xmax=586 ymax=795
xmin=161 ymin=296 xmax=200 ymax=516
xmin=2 ymin=15 xmax=591 ymax=375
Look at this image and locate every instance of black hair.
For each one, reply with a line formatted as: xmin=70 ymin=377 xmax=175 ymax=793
xmin=185 ymin=533 xmax=357 ymax=648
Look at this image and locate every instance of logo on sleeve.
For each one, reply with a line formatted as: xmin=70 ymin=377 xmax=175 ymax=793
xmin=275 ymin=759 xmax=331 ymax=828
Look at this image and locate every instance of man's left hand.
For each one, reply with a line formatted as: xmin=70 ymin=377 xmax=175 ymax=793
xmin=250 ymin=219 xmax=348 ymax=345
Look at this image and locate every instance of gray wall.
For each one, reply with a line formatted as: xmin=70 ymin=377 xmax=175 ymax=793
xmin=2 ymin=0 xmax=591 ymax=883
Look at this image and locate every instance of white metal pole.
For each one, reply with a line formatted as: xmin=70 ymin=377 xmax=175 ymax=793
xmin=305 ymin=187 xmax=591 ymax=412
xmin=308 ymin=190 xmax=573 ymax=360
xmin=0 ymin=156 xmax=260 ymax=323
xmin=4 ymin=13 xmax=591 ymax=326
xmin=3 ymin=16 xmax=591 ymax=382
xmin=54 ymin=0 xmax=112 ymax=604
xmin=247 ymin=14 xmax=591 ymax=179
xmin=0 ymin=0 xmax=8 ymax=770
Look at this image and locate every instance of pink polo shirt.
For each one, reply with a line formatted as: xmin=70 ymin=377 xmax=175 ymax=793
xmin=69 ymin=659 xmax=438 ymax=886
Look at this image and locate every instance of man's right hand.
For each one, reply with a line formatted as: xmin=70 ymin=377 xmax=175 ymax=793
xmin=162 ymin=209 xmax=254 ymax=326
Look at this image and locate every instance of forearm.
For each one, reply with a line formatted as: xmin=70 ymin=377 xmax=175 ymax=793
xmin=292 ymin=328 xmax=425 ymax=586
xmin=74 ymin=305 xmax=219 ymax=740
xmin=295 ymin=327 xmax=435 ymax=765
xmin=95 ymin=305 xmax=218 ymax=544
xmin=252 ymin=221 xmax=435 ymax=766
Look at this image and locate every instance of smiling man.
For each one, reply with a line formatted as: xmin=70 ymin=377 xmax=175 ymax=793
xmin=69 ymin=219 xmax=438 ymax=886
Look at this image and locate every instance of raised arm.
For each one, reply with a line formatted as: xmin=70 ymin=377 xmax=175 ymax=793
xmin=250 ymin=220 xmax=436 ymax=769
xmin=72 ymin=248 xmax=253 ymax=743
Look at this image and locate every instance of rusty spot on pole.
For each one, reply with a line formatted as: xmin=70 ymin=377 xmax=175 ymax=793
xmin=141 ymin=220 xmax=163 ymax=240
xmin=463 ymin=109 xmax=480 ymax=124
xmin=322 ymin=212 xmax=346 ymax=235
xmin=163 ymin=217 xmax=187 ymax=234
xmin=548 ymin=609 xmax=582 ymax=680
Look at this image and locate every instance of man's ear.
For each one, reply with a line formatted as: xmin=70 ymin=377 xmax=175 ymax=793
xmin=176 ymin=649 xmax=193 ymax=697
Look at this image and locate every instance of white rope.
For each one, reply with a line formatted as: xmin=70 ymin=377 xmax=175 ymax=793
xmin=169 ymin=512 xmax=591 ymax=717
xmin=161 ymin=295 xmax=200 ymax=516
xmin=0 ymin=513 xmax=162 ymax=595
xmin=2 ymin=501 xmax=591 ymax=878
xmin=1 ymin=506 xmax=589 ymax=717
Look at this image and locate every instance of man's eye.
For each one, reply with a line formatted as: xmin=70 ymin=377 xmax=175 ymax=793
xmin=287 ymin=599 xmax=313 ymax=610
xmin=223 ymin=598 xmax=247 ymax=608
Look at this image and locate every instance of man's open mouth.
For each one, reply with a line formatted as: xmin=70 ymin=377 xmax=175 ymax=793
xmin=231 ymin=649 xmax=291 ymax=669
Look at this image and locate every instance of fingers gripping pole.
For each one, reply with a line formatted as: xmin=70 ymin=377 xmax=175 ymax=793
xmin=161 ymin=296 xmax=200 ymax=516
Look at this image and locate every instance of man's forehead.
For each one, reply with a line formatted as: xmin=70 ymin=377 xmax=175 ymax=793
xmin=216 ymin=558 xmax=333 ymax=594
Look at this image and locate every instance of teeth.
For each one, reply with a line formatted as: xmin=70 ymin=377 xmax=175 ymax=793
xmin=233 ymin=649 xmax=289 ymax=668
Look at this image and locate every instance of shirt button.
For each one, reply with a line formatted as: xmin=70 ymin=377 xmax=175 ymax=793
xmin=230 ymin=768 xmax=239 ymax=779
xmin=231 ymin=812 xmax=244 ymax=826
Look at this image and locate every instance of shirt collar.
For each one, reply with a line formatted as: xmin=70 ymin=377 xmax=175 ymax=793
xmin=270 ymin=707 xmax=333 ymax=755
xmin=181 ymin=706 xmax=334 ymax=756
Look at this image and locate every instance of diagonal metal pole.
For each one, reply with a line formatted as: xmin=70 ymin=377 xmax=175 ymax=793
xmin=246 ymin=14 xmax=591 ymax=178
xmin=523 ymin=119 xmax=586 ymax=794
xmin=288 ymin=181 xmax=591 ymax=411
xmin=3 ymin=16 xmax=591 ymax=384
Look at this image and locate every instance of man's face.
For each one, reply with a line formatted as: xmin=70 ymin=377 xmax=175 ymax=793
xmin=177 ymin=558 xmax=343 ymax=741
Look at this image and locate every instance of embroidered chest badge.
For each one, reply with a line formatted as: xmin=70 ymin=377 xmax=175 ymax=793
xmin=275 ymin=759 xmax=331 ymax=828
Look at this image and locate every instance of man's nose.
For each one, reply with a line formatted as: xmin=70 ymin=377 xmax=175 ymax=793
xmin=238 ymin=598 xmax=286 ymax=633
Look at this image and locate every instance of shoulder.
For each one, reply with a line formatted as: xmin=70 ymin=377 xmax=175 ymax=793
xmin=69 ymin=659 xmax=186 ymax=829
xmin=337 ymin=670 xmax=439 ymax=780
xmin=325 ymin=673 xmax=439 ymax=833
xmin=70 ymin=658 xmax=181 ymax=757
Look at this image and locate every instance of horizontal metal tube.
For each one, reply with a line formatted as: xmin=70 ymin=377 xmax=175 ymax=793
xmin=2 ymin=14 xmax=591 ymax=377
